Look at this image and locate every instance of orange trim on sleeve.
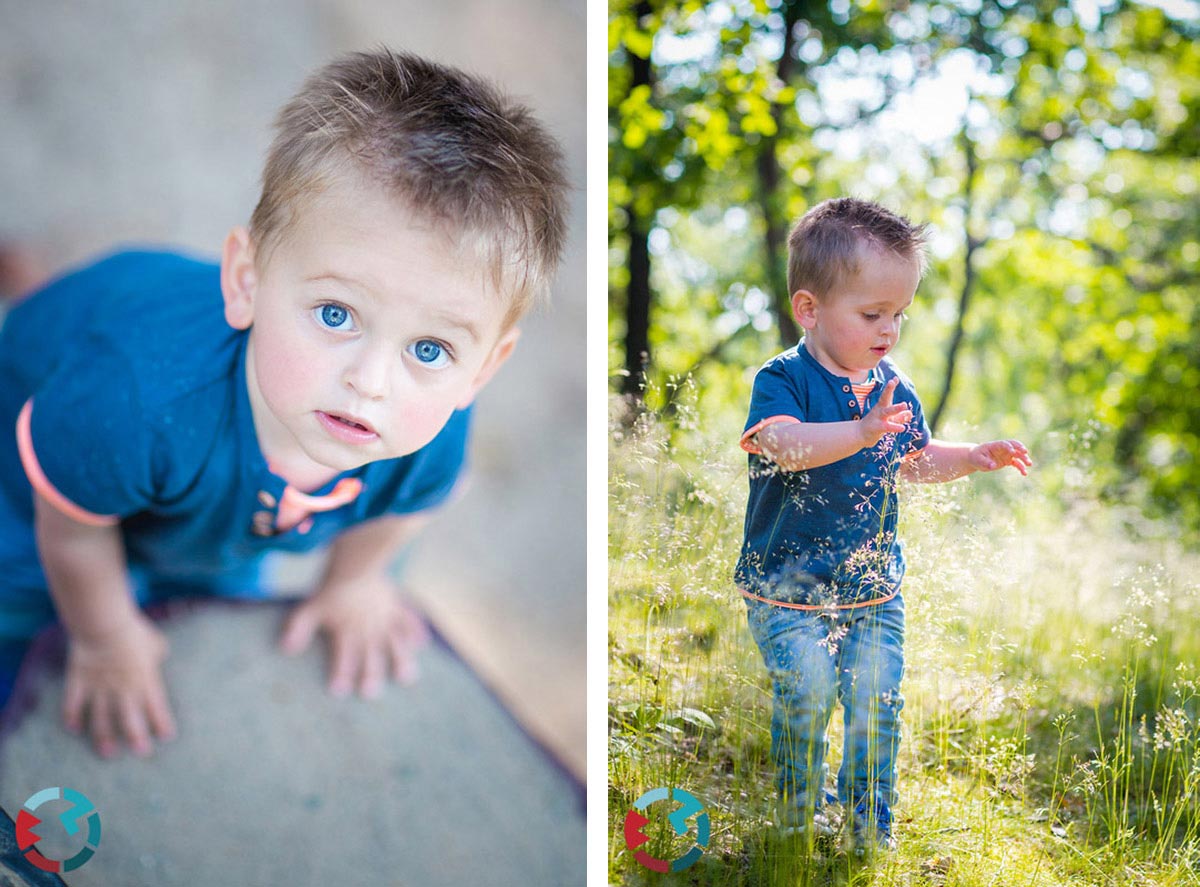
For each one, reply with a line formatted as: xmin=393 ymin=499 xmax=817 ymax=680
xmin=740 ymin=415 xmax=802 ymax=454
xmin=16 ymin=399 xmax=120 ymax=527
xmin=901 ymin=445 xmax=927 ymax=462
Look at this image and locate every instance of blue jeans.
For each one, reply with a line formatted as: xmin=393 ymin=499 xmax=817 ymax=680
xmin=746 ymin=592 xmax=905 ymax=823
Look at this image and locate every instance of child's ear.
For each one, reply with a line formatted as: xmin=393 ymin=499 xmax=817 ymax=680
xmin=457 ymin=327 xmax=521 ymax=409
xmin=221 ymin=226 xmax=258 ymax=330
xmin=791 ymin=289 xmax=818 ymax=330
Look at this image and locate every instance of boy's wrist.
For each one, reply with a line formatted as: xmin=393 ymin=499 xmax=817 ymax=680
xmin=67 ymin=602 xmax=146 ymax=647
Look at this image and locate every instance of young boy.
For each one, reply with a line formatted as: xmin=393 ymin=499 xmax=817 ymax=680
xmin=0 ymin=49 xmax=567 ymax=758
xmin=735 ymin=198 xmax=1030 ymax=853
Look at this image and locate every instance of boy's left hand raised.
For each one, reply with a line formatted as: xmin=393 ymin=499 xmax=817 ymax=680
xmin=279 ymin=575 xmax=431 ymax=698
xmin=969 ymin=439 xmax=1033 ymax=476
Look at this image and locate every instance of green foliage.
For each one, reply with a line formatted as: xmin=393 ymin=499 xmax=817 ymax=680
xmin=609 ymin=0 xmax=1200 ymax=528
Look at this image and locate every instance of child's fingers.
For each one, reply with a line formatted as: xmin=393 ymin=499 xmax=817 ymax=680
xmin=62 ymin=677 xmax=86 ymax=734
xmin=359 ymin=645 xmax=386 ymax=698
xmin=327 ymin=634 xmax=357 ymax=698
xmin=280 ymin=605 xmax=319 ymax=655
xmin=118 ymin=694 xmax=152 ymax=757
xmin=389 ymin=633 xmax=419 ymax=685
xmin=877 ymin=377 xmax=899 ymax=408
xmin=145 ymin=676 xmax=176 ymax=742
xmin=88 ymin=692 xmax=118 ymax=759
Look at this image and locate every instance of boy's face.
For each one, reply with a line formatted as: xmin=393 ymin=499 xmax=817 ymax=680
xmin=791 ymin=248 xmax=920 ymax=382
xmin=221 ymin=174 xmax=518 ymax=476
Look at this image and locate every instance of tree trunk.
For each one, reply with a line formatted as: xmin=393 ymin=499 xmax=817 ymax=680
xmin=755 ymin=1 xmax=804 ymax=347
xmin=623 ymin=206 xmax=651 ymax=397
xmin=621 ymin=0 xmax=654 ymax=398
xmin=928 ymin=132 xmax=980 ymax=433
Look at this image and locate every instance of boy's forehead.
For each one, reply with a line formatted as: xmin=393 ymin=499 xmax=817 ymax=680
xmin=832 ymin=248 xmax=921 ymax=300
xmin=277 ymin=175 xmax=512 ymax=297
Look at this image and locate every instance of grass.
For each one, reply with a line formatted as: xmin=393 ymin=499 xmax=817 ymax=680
xmin=608 ymin=398 xmax=1200 ymax=886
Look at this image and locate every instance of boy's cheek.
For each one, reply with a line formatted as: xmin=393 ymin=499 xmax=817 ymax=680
xmin=387 ymin=399 xmax=458 ymax=454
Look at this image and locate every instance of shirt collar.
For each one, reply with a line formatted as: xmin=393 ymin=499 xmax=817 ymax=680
xmin=797 ymin=337 xmax=884 ymax=387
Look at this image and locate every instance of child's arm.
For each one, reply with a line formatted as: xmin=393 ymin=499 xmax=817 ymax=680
xmin=756 ymin=377 xmax=913 ymax=472
xmin=899 ymin=438 xmax=1032 ymax=483
xmin=33 ymin=494 xmax=176 ymax=758
xmin=279 ymin=513 xmax=431 ymax=698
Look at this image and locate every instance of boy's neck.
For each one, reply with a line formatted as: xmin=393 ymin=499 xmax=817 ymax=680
xmin=801 ymin=337 xmax=873 ymax=385
xmin=266 ymin=452 xmax=342 ymax=494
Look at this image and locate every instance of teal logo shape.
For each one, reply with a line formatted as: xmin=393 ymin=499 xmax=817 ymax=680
xmin=15 ymin=787 xmax=101 ymax=873
xmin=623 ymin=787 xmax=709 ymax=872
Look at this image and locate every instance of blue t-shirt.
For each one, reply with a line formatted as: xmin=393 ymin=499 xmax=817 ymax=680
xmin=0 ymin=249 xmax=469 ymax=609
xmin=734 ymin=340 xmax=930 ymax=607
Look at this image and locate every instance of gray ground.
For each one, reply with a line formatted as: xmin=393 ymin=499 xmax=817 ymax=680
xmin=0 ymin=1 xmax=585 ymax=884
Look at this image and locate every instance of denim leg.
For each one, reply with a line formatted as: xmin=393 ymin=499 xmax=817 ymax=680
xmin=746 ymin=599 xmax=840 ymax=820
xmin=835 ymin=595 xmax=905 ymax=812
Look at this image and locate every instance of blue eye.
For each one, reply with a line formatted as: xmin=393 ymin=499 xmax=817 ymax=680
xmin=408 ymin=339 xmax=450 ymax=368
xmin=316 ymin=304 xmax=353 ymax=330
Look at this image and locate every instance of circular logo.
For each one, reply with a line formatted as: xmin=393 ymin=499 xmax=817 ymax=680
xmin=623 ymin=787 xmax=709 ymax=872
xmin=15 ymin=787 xmax=101 ymax=873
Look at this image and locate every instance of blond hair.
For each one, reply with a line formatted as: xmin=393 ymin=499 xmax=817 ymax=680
xmin=787 ymin=197 xmax=928 ymax=297
xmin=250 ymin=48 xmax=568 ymax=321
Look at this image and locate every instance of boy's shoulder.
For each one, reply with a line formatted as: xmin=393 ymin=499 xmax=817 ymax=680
xmin=17 ymin=247 xmax=239 ymax=408
xmin=10 ymin=247 xmax=243 ymax=467
xmin=753 ymin=343 xmax=807 ymax=385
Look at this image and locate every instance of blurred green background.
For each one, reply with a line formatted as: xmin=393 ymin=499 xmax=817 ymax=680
xmin=609 ymin=0 xmax=1199 ymax=528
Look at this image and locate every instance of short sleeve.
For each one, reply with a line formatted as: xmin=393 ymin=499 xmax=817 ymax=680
xmin=741 ymin=359 xmax=806 ymax=454
xmin=366 ymin=407 xmax=472 ymax=515
xmin=896 ymin=375 xmax=932 ymax=458
xmin=18 ymin=348 xmax=156 ymax=524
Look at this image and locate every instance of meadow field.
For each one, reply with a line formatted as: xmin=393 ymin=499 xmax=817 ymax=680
xmin=608 ymin=400 xmax=1200 ymax=886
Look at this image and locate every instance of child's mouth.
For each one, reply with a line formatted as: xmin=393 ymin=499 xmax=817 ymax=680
xmin=316 ymin=411 xmax=379 ymax=443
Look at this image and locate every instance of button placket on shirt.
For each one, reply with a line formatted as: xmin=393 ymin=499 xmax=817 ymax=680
xmin=249 ymin=474 xmax=288 ymax=537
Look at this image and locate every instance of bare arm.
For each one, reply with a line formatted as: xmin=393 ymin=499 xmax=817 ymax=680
xmin=900 ymin=438 xmax=1032 ymax=483
xmin=755 ymin=377 xmax=913 ymax=471
xmin=318 ymin=512 xmax=428 ymax=587
xmin=35 ymin=495 xmax=139 ymax=640
xmin=280 ymin=512 xmax=431 ymax=698
xmin=34 ymin=494 xmax=175 ymax=756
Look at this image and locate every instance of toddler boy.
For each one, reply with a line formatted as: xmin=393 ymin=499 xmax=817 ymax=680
xmin=0 ymin=49 xmax=567 ymax=757
xmin=735 ymin=198 xmax=1030 ymax=852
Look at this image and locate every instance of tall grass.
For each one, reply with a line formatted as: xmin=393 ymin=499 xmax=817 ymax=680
xmin=609 ymin=396 xmax=1200 ymax=886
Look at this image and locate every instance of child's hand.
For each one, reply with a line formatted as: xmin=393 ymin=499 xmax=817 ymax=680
xmin=62 ymin=614 xmax=176 ymax=758
xmin=969 ymin=439 xmax=1033 ymax=476
xmin=279 ymin=575 xmax=431 ymax=698
xmin=859 ymin=378 xmax=914 ymax=449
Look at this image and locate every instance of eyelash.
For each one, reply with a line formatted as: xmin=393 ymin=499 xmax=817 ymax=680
xmin=863 ymin=312 xmax=906 ymax=321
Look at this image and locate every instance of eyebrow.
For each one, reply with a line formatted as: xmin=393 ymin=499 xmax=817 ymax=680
xmin=306 ymin=272 xmax=482 ymax=343
xmin=860 ymin=295 xmax=914 ymax=310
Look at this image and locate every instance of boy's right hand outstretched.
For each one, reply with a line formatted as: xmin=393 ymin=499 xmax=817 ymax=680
xmin=858 ymin=378 xmax=913 ymax=449
xmin=62 ymin=613 xmax=176 ymax=758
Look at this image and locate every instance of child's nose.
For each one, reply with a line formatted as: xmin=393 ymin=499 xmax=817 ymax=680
xmin=343 ymin=345 xmax=392 ymax=400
